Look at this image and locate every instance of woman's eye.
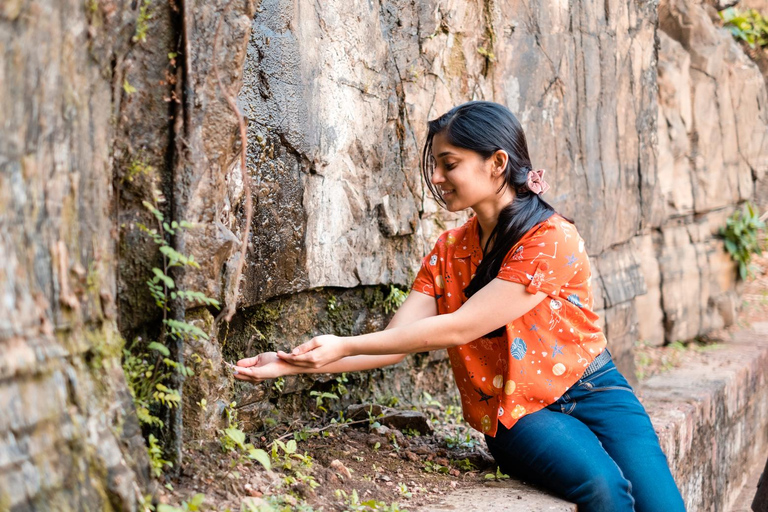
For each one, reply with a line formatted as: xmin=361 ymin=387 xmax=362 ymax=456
xmin=445 ymin=163 xmax=457 ymax=170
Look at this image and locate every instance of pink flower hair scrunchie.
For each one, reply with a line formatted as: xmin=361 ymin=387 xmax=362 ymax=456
xmin=526 ymin=169 xmax=550 ymax=195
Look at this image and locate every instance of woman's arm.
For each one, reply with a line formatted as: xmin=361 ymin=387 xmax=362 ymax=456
xmin=279 ymin=279 xmax=546 ymax=369
xmin=233 ymin=289 xmax=438 ymax=382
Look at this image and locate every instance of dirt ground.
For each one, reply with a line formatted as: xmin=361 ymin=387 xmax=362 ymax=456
xmin=157 ymin=251 xmax=768 ymax=512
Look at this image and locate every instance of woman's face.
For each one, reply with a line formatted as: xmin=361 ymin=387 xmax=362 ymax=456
xmin=430 ymin=132 xmax=509 ymax=213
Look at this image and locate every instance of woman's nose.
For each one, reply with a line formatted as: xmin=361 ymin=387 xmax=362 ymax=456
xmin=431 ymin=167 xmax=445 ymax=185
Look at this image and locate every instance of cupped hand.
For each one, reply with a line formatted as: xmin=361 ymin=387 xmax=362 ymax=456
xmin=230 ymin=352 xmax=293 ymax=383
xmin=276 ymin=334 xmax=346 ymax=368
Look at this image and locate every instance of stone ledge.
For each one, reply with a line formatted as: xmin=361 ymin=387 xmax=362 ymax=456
xmin=420 ymin=323 xmax=768 ymax=511
xmin=642 ymin=323 xmax=768 ymax=512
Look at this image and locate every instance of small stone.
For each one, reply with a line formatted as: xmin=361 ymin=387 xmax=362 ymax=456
xmin=330 ymin=459 xmax=352 ymax=479
xmin=403 ymin=451 xmax=420 ymax=462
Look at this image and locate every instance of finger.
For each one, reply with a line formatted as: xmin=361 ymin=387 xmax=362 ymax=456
xmin=276 ymin=350 xmax=293 ymax=360
xmin=237 ymin=355 xmax=260 ymax=367
xmin=290 ymin=339 xmax=319 ymax=356
xmin=233 ymin=372 xmax=262 ymax=383
xmin=232 ymin=366 xmax=264 ymax=382
xmin=282 ymin=354 xmax=322 ymax=368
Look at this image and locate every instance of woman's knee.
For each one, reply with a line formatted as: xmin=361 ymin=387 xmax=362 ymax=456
xmin=568 ymin=472 xmax=635 ymax=512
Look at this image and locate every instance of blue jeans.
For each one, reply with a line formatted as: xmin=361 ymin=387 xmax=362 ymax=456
xmin=484 ymin=358 xmax=686 ymax=512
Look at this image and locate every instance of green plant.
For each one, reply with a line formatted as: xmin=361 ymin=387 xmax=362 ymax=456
xmin=123 ymin=79 xmax=137 ymax=95
xmin=156 ymin=494 xmax=206 ymax=512
xmin=309 ymin=391 xmax=339 ymax=412
xmin=720 ymin=202 xmax=766 ymax=279
xmin=270 ymin=439 xmax=313 ymax=471
xmin=122 ymin=339 xmax=181 ymax=428
xmin=334 ymin=489 xmax=409 ymax=512
xmin=396 ymin=482 xmax=412 ymax=499
xmin=133 ymin=0 xmax=152 ymax=43
xmin=122 ymin=183 xmax=220 ymax=478
xmin=720 ymin=8 xmax=768 ymax=48
xmin=147 ymin=433 xmax=173 ymax=477
xmin=484 ymin=466 xmax=510 ymax=481
xmin=422 ymin=461 xmax=450 ymax=474
xmin=217 ymin=402 xmax=271 ymax=471
xmin=382 ymin=285 xmax=408 ymax=314
xmin=451 ymin=458 xmax=475 ymax=472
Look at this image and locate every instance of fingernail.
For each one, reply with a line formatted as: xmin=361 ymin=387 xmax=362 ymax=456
xmin=233 ymin=369 xmax=239 ymax=374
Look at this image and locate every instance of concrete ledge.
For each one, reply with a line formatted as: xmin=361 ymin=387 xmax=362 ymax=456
xmin=421 ymin=323 xmax=768 ymax=511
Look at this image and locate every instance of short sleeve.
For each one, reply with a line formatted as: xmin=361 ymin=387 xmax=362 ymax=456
xmin=411 ymin=246 xmax=439 ymax=297
xmin=496 ymin=218 xmax=588 ymax=296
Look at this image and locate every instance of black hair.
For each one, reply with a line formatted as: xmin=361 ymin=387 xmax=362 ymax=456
xmin=421 ymin=101 xmax=557 ymax=336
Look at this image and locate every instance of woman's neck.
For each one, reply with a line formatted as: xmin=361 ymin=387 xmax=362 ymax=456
xmin=473 ymin=191 xmax=515 ymax=252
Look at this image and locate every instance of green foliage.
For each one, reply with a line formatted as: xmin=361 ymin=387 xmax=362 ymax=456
xmin=720 ymin=201 xmax=765 ymax=280
xmin=270 ymin=439 xmax=313 ymax=471
xmin=476 ymin=46 xmax=496 ymax=62
xmin=451 ymin=458 xmax=475 ymax=472
xmin=123 ymin=79 xmax=137 ymax=95
xmin=720 ymin=8 xmax=768 ymax=48
xmin=217 ymin=402 xmax=272 ymax=474
xmin=334 ymin=489 xmax=409 ymax=512
xmin=122 ymin=188 xmax=221 ymax=479
xmin=124 ymin=160 xmax=154 ymax=184
xmin=484 ymin=466 xmax=510 ymax=481
xmin=148 ymin=434 xmax=173 ymax=477
xmin=422 ymin=461 xmax=450 ymax=474
xmin=122 ymin=338 xmax=179 ymax=429
xmin=382 ymin=285 xmax=408 ymax=314
xmin=156 ymin=493 xmax=206 ymax=512
xmin=309 ymin=391 xmax=339 ymax=412
xmin=241 ymin=495 xmax=318 ymax=512
xmin=133 ymin=0 xmax=152 ymax=43
xmin=443 ymin=431 xmax=476 ymax=449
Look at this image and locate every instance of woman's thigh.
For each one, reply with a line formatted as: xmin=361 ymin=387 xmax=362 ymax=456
xmin=485 ymin=407 xmax=635 ymax=512
xmin=568 ymin=364 xmax=686 ymax=512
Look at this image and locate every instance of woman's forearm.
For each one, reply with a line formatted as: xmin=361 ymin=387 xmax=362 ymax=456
xmin=342 ymin=313 xmax=464 ymax=357
xmin=299 ymin=353 xmax=406 ymax=374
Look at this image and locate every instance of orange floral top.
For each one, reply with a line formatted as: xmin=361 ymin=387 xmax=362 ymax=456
xmin=412 ymin=214 xmax=607 ymax=437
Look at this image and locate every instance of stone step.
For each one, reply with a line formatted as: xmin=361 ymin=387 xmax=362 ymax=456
xmin=420 ymin=323 xmax=768 ymax=512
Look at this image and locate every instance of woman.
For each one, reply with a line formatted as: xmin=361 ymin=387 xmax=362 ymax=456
xmin=233 ymin=101 xmax=686 ymax=512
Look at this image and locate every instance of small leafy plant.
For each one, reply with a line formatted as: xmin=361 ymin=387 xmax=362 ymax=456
xmin=122 ymin=180 xmax=221 ymax=478
xmin=484 ymin=466 xmax=511 ymax=481
xmin=720 ymin=201 xmax=765 ymax=279
xmin=382 ymin=285 xmax=408 ymax=314
xmin=720 ymin=8 xmax=768 ymax=48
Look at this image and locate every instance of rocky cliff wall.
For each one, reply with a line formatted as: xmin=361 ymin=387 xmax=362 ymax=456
xmin=1 ymin=0 xmax=767 ymax=506
xmin=0 ymin=0 xmax=151 ymax=509
xmin=219 ymin=0 xmax=767 ymax=418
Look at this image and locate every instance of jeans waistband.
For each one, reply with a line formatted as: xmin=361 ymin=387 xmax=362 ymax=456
xmin=581 ymin=348 xmax=612 ymax=378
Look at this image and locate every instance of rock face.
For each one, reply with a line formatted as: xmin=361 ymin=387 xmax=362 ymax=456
xmin=1 ymin=0 xmax=767 ymax=505
xmin=0 ymin=0 xmax=152 ymax=509
xmin=644 ymin=0 xmax=768 ymax=346
xmin=227 ymin=0 xmax=766 ymax=387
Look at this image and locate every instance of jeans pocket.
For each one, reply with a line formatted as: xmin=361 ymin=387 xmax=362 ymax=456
xmin=579 ymin=365 xmax=635 ymax=394
xmin=588 ymin=384 xmax=635 ymax=393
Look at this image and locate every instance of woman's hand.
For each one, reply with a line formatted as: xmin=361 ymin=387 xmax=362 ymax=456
xmin=276 ymin=334 xmax=347 ymax=368
xmin=231 ymin=352 xmax=295 ymax=383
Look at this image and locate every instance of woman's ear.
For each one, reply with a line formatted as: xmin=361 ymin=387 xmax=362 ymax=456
xmin=493 ymin=150 xmax=509 ymax=176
